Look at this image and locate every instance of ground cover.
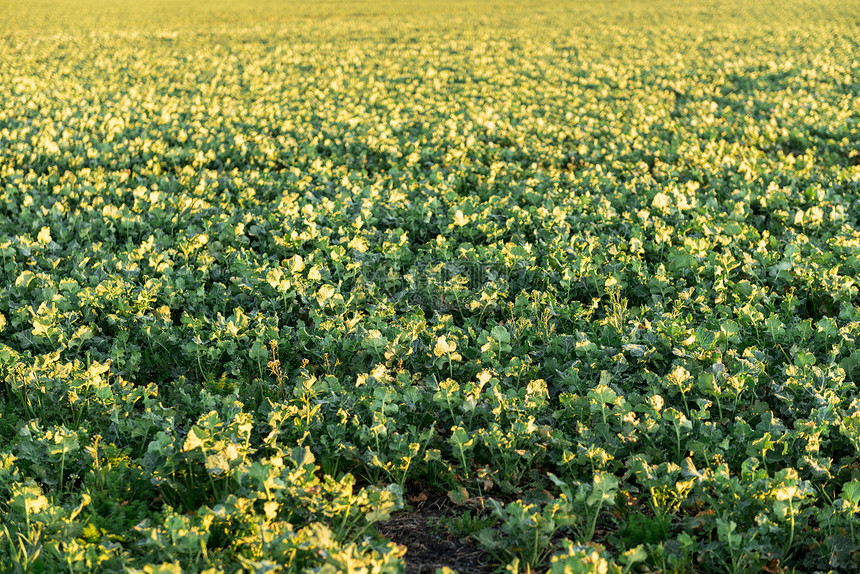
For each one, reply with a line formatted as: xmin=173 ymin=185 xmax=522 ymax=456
xmin=0 ymin=0 xmax=859 ymax=571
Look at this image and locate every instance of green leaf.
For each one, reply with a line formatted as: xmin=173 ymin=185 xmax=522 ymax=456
xmin=490 ymin=325 xmax=510 ymax=344
xmin=587 ymin=472 xmax=618 ymax=506
xmin=842 ymin=480 xmax=860 ymax=506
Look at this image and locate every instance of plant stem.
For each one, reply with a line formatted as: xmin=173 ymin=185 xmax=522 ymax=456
xmin=457 ymin=444 xmax=469 ymax=480
xmin=585 ymin=500 xmax=603 ymax=541
xmin=58 ymin=451 xmax=65 ymax=500
xmin=784 ymin=498 xmax=795 ymax=557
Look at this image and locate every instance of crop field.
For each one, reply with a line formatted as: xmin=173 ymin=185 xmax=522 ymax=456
xmin=1 ymin=0 xmax=859 ymax=572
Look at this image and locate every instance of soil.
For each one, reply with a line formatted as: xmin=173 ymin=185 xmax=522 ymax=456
xmin=376 ymin=489 xmax=496 ymax=574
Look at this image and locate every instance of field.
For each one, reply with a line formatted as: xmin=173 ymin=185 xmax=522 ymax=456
xmin=1 ymin=0 xmax=859 ymax=572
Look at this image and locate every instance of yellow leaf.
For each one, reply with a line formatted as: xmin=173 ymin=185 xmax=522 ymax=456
xmin=183 ymin=428 xmax=205 ymax=452
xmin=37 ymin=226 xmax=52 ymax=244
xmin=434 ymin=336 xmax=453 ymax=357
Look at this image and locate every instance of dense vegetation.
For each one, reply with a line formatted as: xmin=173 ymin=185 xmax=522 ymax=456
xmin=1 ymin=0 xmax=859 ymax=571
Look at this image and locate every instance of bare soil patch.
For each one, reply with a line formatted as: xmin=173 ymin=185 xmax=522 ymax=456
xmin=376 ymin=490 xmax=496 ymax=574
